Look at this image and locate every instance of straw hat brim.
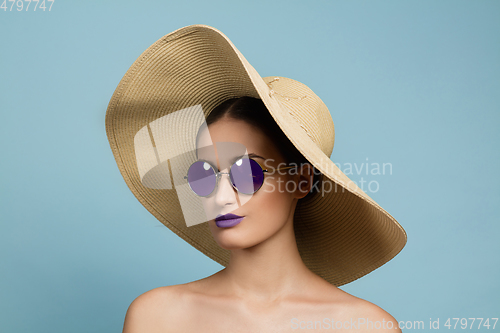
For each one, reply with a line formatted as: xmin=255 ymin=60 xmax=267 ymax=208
xmin=105 ymin=24 xmax=407 ymax=286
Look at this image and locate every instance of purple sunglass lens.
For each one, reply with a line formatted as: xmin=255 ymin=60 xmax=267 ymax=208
xmin=187 ymin=161 xmax=217 ymax=197
xmin=230 ymin=158 xmax=264 ymax=194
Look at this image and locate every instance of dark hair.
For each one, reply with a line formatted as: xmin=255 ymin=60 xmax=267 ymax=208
xmin=201 ymin=96 xmax=321 ymax=200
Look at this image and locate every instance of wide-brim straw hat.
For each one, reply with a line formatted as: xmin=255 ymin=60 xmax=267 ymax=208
xmin=105 ymin=24 xmax=406 ymax=286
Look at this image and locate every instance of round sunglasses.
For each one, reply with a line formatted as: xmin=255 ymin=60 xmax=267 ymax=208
xmin=184 ymin=157 xmax=296 ymax=197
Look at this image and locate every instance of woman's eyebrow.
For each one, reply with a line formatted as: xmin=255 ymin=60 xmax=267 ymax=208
xmin=233 ymin=153 xmax=266 ymax=161
xmin=195 ymin=153 xmax=265 ymax=164
xmin=248 ymin=153 xmax=265 ymax=160
xmin=227 ymin=153 xmax=265 ymax=166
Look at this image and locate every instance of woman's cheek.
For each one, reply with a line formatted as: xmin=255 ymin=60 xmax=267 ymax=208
xmin=256 ymin=193 xmax=289 ymax=229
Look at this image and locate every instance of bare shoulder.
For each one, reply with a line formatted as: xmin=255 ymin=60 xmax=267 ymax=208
xmin=122 ymin=273 xmax=231 ymax=333
xmin=330 ymin=288 xmax=401 ymax=333
xmin=122 ymin=284 xmax=191 ymax=333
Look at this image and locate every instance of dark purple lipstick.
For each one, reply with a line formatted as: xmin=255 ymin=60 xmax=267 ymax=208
xmin=215 ymin=213 xmax=245 ymax=228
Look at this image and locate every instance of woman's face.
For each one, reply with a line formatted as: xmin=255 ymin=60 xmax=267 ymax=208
xmin=196 ymin=116 xmax=306 ymax=250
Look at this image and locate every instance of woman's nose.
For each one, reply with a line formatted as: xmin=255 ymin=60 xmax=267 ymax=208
xmin=214 ymin=173 xmax=238 ymax=207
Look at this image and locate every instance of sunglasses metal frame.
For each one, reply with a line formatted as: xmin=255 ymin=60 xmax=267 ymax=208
xmin=183 ymin=157 xmax=297 ymax=197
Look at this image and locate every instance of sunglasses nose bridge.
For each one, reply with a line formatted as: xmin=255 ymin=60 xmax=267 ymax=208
xmin=213 ymin=171 xmax=238 ymax=206
xmin=215 ymin=172 xmax=233 ymax=188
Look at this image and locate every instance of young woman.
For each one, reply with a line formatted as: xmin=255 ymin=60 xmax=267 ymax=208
xmin=105 ymin=25 xmax=406 ymax=332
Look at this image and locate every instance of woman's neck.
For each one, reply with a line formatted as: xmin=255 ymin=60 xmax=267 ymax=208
xmin=217 ymin=214 xmax=317 ymax=304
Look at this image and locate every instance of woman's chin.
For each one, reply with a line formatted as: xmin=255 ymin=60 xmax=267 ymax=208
xmin=209 ymin=228 xmax=260 ymax=250
xmin=212 ymin=234 xmax=256 ymax=250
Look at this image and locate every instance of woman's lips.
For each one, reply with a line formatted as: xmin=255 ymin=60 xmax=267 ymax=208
xmin=215 ymin=213 xmax=244 ymax=228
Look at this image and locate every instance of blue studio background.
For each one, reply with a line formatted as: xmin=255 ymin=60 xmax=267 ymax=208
xmin=1 ymin=1 xmax=499 ymax=332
